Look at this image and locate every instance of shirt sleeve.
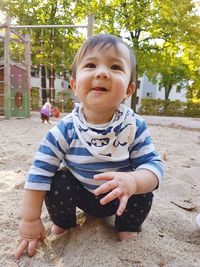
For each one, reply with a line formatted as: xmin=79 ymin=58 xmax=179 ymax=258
xmin=25 ymin=119 xmax=71 ymax=190
xmin=129 ymin=116 xmax=164 ymax=184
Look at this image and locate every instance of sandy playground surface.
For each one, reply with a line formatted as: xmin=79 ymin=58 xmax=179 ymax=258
xmin=0 ymin=112 xmax=200 ymax=267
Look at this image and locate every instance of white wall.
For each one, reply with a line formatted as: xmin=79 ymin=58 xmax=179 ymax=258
xmin=31 ymin=77 xmax=69 ymax=91
xmin=168 ymin=86 xmax=187 ymax=102
xmin=135 ymin=75 xmax=188 ymax=111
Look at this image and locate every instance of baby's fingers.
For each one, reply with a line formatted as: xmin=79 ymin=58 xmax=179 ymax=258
xmin=39 ymin=228 xmax=46 ymax=240
xmin=94 ymin=172 xmax=114 ymax=181
xmin=100 ymin=187 xmax=122 ymax=205
xmin=116 ymin=195 xmax=129 ymax=216
xmin=94 ymin=180 xmax=117 ymax=196
xmin=15 ymin=239 xmax=28 ymax=260
xmin=27 ymin=240 xmax=37 ymax=257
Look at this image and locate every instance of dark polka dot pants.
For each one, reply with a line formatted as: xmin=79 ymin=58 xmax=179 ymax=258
xmin=45 ymin=170 xmax=154 ymax=232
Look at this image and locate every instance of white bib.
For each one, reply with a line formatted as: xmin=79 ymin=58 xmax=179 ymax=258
xmin=72 ymin=104 xmax=136 ymax=161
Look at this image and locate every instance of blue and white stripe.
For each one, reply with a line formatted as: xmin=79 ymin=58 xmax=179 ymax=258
xmin=25 ymin=110 xmax=164 ymax=192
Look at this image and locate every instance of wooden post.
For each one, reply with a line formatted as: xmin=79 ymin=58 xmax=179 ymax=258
xmin=4 ymin=17 xmax=11 ymax=119
xmin=25 ymin=34 xmax=31 ymax=118
xmin=87 ymin=14 xmax=94 ymax=38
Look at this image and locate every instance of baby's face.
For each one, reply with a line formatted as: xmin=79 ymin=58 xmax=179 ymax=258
xmin=70 ymin=43 xmax=135 ymax=123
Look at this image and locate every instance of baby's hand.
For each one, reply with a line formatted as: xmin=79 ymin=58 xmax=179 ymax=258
xmin=15 ymin=219 xmax=46 ymax=261
xmin=94 ymin=172 xmax=137 ymax=216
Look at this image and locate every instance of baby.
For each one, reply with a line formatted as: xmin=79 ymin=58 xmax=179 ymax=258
xmin=15 ymin=33 xmax=164 ymax=260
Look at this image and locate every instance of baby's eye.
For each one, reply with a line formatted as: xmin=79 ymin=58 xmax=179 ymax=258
xmin=85 ymin=63 xmax=96 ymax=68
xmin=111 ymin=64 xmax=122 ymax=70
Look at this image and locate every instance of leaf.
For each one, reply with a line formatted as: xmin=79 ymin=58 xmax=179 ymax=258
xmin=171 ymin=199 xmax=196 ymax=211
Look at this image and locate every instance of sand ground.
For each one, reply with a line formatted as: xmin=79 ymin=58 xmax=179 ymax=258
xmin=0 ymin=112 xmax=200 ymax=267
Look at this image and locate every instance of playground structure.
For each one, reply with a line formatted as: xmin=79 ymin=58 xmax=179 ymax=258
xmin=0 ymin=15 xmax=94 ymax=119
xmin=0 ymin=18 xmax=31 ymax=118
xmin=0 ymin=60 xmax=30 ymax=117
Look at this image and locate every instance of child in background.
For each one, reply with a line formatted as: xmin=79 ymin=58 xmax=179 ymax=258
xmin=40 ymin=102 xmax=52 ymax=123
xmin=15 ymin=33 xmax=164 ymax=260
xmin=52 ymin=106 xmax=60 ymax=118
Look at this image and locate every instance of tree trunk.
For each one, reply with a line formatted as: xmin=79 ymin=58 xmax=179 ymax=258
xmin=165 ymin=84 xmax=172 ymax=100
xmin=41 ymin=64 xmax=47 ymax=105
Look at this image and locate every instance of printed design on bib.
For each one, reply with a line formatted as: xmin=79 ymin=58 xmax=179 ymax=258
xmin=72 ymin=104 xmax=136 ymax=161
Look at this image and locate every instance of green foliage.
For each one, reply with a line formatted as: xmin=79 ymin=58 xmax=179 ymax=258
xmin=30 ymin=87 xmax=40 ymax=110
xmin=30 ymin=88 xmax=74 ymax=113
xmin=55 ymin=91 xmax=74 ymax=113
xmin=140 ymin=98 xmax=200 ymax=117
xmin=0 ymin=39 xmax=3 ymax=58
xmin=72 ymin=0 xmax=200 ymax=100
xmin=184 ymin=100 xmax=200 ymax=117
xmin=0 ymin=0 xmax=87 ymax=75
xmin=1 ymin=0 xmax=200 ymax=102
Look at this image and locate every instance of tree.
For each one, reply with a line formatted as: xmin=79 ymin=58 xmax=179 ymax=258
xmin=70 ymin=0 xmax=200 ymax=102
xmin=1 ymin=0 xmax=200 ymax=104
xmin=0 ymin=0 xmax=87 ymax=72
xmin=180 ymin=12 xmax=200 ymax=99
xmin=147 ymin=0 xmax=200 ymax=100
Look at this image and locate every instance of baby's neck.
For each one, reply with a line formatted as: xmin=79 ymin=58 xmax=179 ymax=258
xmin=83 ymin=109 xmax=116 ymax=125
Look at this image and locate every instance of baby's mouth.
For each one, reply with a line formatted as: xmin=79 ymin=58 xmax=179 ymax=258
xmin=92 ymin=87 xmax=108 ymax=91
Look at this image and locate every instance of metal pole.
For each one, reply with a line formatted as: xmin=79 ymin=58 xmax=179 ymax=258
xmin=11 ymin=24 xmax=88 ymax=29
xmin=87 ymin=14 xmax=94 ymax=38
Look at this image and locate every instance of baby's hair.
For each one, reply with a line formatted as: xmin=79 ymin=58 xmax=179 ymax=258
xmin=71 ymin=33 xmax=136 ymax=85
xmin=43 ymin=102 xmax=51 ymax=109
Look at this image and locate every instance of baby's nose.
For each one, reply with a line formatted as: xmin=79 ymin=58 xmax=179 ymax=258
xmin=95 ymin=67 xmax=110 ymax=79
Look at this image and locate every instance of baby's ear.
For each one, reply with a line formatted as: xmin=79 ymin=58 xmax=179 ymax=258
xmin=70 ymin=77 xmax=76 ymax=90
xmin=126 ymin=82 xmax=135 ymax=97
xmin=70 ymin=78 xmax=77 ymax=96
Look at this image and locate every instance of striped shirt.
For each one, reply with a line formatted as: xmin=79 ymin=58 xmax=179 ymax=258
xmin=25 ymin=106 xmax=164 ymax=192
